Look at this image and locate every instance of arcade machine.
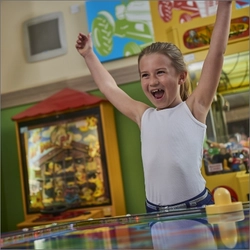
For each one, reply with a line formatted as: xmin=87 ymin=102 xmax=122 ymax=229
xmin=150 ymin=1 xmax=249 ymax=201
xmin=11 ymin=89 xmax=126 ymax=229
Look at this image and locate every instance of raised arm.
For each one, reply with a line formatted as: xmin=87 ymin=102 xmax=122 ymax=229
xmin=75 ymin=33 xmax=148 ymax=126
xmin=187 ymin=1 xmax=232 ymax=123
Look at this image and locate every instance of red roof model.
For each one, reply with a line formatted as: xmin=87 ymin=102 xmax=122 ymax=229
xmin=12 ymin=88 xmax=106 ymax=121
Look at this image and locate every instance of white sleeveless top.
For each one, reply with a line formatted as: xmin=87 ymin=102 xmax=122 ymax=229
xmin=141 ymin=102 xmax=206 ymax=205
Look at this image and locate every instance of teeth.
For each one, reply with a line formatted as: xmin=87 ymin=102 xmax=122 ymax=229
xmin=151 ymin=89 xmax=161 ymax=93
xmin=151 ymin=89 xmax=164 ymax=99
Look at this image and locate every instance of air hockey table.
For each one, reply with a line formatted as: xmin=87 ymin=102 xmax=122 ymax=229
xmin=1 ymin=200 xmax=249 ymax=250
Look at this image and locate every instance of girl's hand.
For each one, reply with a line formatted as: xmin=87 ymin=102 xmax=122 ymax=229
xmin=75 ymin=33 xmax=92 ymax=57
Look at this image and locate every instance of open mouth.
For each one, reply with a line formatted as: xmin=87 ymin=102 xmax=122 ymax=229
xmin=151 ymin=89 xmax=164 ymax=99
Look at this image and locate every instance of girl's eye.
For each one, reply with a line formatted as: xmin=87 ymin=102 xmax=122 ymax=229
xmin=141 ymin=73 xmax=148 ymax=78
xmin=157 ymin=70 xmax=165 ymax=75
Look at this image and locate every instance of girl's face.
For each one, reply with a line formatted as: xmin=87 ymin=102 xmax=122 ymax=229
xmin=139 ymin=53 xmax=184 ymax=110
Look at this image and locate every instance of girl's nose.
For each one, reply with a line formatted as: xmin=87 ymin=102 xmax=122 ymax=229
xmin=150 ymin=78 xmax=160 ymax=86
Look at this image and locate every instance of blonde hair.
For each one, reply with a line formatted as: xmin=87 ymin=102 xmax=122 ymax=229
xmin=138 ymin=42 xmax=190 ymax=101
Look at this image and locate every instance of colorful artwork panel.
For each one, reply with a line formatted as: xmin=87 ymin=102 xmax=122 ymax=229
xmin=85 ymin=0 xmax=154 ymax=62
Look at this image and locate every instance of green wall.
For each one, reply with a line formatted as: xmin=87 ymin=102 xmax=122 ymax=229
xmin=1 ymin=104 xmax=33 ymax=232
xmin=1 ymin=81 xmax=151 ymax=232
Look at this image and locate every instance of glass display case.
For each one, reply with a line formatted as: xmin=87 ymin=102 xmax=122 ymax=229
xmin=18 ymin=107 xmax=112 ymax=213
xmin=164 ymin=4 xmax=249 ymax=202
xmin=187 ymin=51 xmax=249 ymax=202
xmin=12 ymin=89 xmax=126 ymax=227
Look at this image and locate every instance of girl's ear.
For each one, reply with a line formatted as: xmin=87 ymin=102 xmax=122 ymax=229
xmin=178 ymin=72 xmax=187 ymax=85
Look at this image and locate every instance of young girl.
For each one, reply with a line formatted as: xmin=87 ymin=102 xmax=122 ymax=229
xmin=76 ymin=1 xmax=232 ymax=213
